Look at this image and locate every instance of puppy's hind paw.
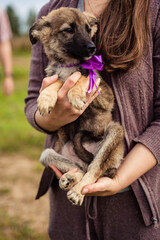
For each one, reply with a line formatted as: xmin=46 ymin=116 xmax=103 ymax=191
xmin=67 ymin=188 xmax=84 ymax=206
xmin=59 ymin=172 xmax=76 ymax=190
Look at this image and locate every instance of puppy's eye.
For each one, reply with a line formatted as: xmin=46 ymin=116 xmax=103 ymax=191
xmin=63 ymin=28 xmax=74 ymax=34
xmin=85 ymin=24 xmax=91 ymax=33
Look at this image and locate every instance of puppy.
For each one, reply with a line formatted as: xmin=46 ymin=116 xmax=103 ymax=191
xmin=30 ymin=7 xmax=124 ymax=206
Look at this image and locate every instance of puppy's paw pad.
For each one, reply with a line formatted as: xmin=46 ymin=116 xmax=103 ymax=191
xmin=59 ymin=173 xmax=76 ymax=190
xmin=67 ymin=189 xmax=84 ymax=206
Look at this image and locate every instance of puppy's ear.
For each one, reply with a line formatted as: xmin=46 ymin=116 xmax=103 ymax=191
xmin=29 ymin=17 xmax=51 ymax=45
xmin=83 ymin=12 xmax=98 ymax=37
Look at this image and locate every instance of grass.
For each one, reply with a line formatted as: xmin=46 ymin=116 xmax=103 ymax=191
xmin=0 ymin=47 xmax=48 ymax=239
xmin=0 ymin=188 xmax=11 ymax=196
xmin=0 ymin=210 xmax=48 ymax=240
xmin=0 ymin=50 xmax=45 ymax=159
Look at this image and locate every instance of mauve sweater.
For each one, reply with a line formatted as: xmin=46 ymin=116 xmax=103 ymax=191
xmin=25 ymin=0 xmax=160 ymax=228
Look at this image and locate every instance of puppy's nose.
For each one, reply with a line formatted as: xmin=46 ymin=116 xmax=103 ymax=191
xmin=87 ymin=43 xmax=96 ymax=54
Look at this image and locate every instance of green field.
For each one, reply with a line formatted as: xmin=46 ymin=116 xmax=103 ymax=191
xmin=0 ymin=210 xmax=46 ymax=240
xmin=0 ymin=50 xmax=45 ymax=159
xmin=0 ymin=47 xmax=48 ymax=240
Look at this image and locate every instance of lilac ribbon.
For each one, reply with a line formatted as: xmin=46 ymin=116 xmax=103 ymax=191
xmin=81 ymin=55 xmax=104 ymax=93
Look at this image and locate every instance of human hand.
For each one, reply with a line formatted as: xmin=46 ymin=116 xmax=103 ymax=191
xmin=81 ymin=175 xmax=123 ymax=196
xmin=50 ymin=165 xmax=123 ymax=196
xmin=3 ymin=76 xmax=14 ymax=96
xmin=36 ymin=72 xmax=101 ymax=132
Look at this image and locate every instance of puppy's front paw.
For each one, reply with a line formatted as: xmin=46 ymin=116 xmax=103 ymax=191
xmin=67 ymin=89 xmax=86 ymax=110
xmin=67 ymin=188 xmax=84 ymax=206
xmin=37 ymin=90 xmax=57 ymax=115
xmin=59 ymin=172 xmax=76 ymax=190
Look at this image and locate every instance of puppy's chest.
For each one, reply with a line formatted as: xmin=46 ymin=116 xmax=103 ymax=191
xmin=46 ymin=63 xmax=88 ymax=81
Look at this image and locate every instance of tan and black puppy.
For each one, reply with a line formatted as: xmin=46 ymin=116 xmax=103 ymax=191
xmin=30 ymin=7 xmax=124 ymax=206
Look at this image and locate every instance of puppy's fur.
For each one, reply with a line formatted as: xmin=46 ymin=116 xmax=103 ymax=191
xmin=30 ymin=7 xmax=124 ymax=206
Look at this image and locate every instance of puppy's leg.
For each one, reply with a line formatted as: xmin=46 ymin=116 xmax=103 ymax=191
xmin=37 ymin=80 xmax=63 ymax=115
xmin=67 ymin=75 xmax=88 ymax=110
xmin=40 ymin=148 xmax=87 ymax=171
xmin=67 ymin=122 xmax=124 ymax=205
xmin=40 ymin=148 xmax=87 ymax=189
xmin=103 ymin=142 xmax=124 ymax=178
xmin=54 ymin=128 xmax=68 ymax=153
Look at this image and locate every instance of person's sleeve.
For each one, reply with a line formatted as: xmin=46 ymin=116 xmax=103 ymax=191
xmin=24 ymin=3 xmax=51 ymax=134
xmin=0 ymin=8 xmax=12 ymax=42
xmin=133 ymin=8 xmax=160 ymax=164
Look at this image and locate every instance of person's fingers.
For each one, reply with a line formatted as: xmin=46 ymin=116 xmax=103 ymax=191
xmin=81 ymin=87 xmax=101 ymax=113
xmin=81 ymin=177 xmax=113 ymax=196
xmin=69 ymin=77 xmax=101 ymax=116
xmin=58 ymin=72 xmax=81 ymax=99
xmin=87 ymin=87 xmax=101 ymax=104
xmin=49 ymin=165 xmax=78 ymax=179
xmin=40 ymin=74 xmax=58 ymax=92
xmin=68 ymin=168 xmax=78 ymax=173
xmin=49 ymin=164 xmax=63 ymax=179
xmin=87 ymin=77 xmax=101 ymax=98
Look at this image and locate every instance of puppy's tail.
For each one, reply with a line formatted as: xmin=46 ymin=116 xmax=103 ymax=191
xmin=73 ymin=131 xmax=94 ymax=164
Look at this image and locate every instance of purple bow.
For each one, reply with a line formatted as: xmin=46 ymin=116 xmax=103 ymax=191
xmin=81 ymin=55 xmax=104 ymax=93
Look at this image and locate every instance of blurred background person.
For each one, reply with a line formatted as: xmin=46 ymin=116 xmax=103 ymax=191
xmin=0 ymin=6 xmax=14 ymax=96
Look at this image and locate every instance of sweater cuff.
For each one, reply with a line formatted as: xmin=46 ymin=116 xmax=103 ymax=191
xmin=26 ymin=104 xmax=55 ymax=135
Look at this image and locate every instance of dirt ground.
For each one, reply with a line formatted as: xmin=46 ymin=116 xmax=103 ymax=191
xmin=0 ymin=155 xmax=49 ymax=236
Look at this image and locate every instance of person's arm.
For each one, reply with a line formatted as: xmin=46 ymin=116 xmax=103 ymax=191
xmin=81 ymin=143 xmax=157 ymax=195
xmin=0 ymin=8 xmax=14 ymax=96
xmin=0 ymin=40 xmax=14 ymax=95
xmin=50 ymin=142 xmax=157 ymax=195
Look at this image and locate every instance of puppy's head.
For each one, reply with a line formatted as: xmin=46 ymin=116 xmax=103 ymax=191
xmin=29 ymin=7 xmax=98 ymax=63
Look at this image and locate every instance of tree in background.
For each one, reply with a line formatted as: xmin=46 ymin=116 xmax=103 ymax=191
xmin=6 ymin=5 xmax=20 ymax=36
xmin=26 ymin=9 xmax=36 ymax=30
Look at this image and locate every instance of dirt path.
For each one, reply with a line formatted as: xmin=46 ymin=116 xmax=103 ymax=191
xmin=0 ymin=155 xmax=49 ymax=236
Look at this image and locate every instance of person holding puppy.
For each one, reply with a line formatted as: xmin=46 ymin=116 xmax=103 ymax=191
xmin=25 ymin=0 xmax=160 ymax=239
xmin=0 ymin=7 xmax=14 ymax=96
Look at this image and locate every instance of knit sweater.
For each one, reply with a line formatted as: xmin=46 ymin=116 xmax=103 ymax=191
xmin=25 ymin=0 xmax=160 ymax=227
